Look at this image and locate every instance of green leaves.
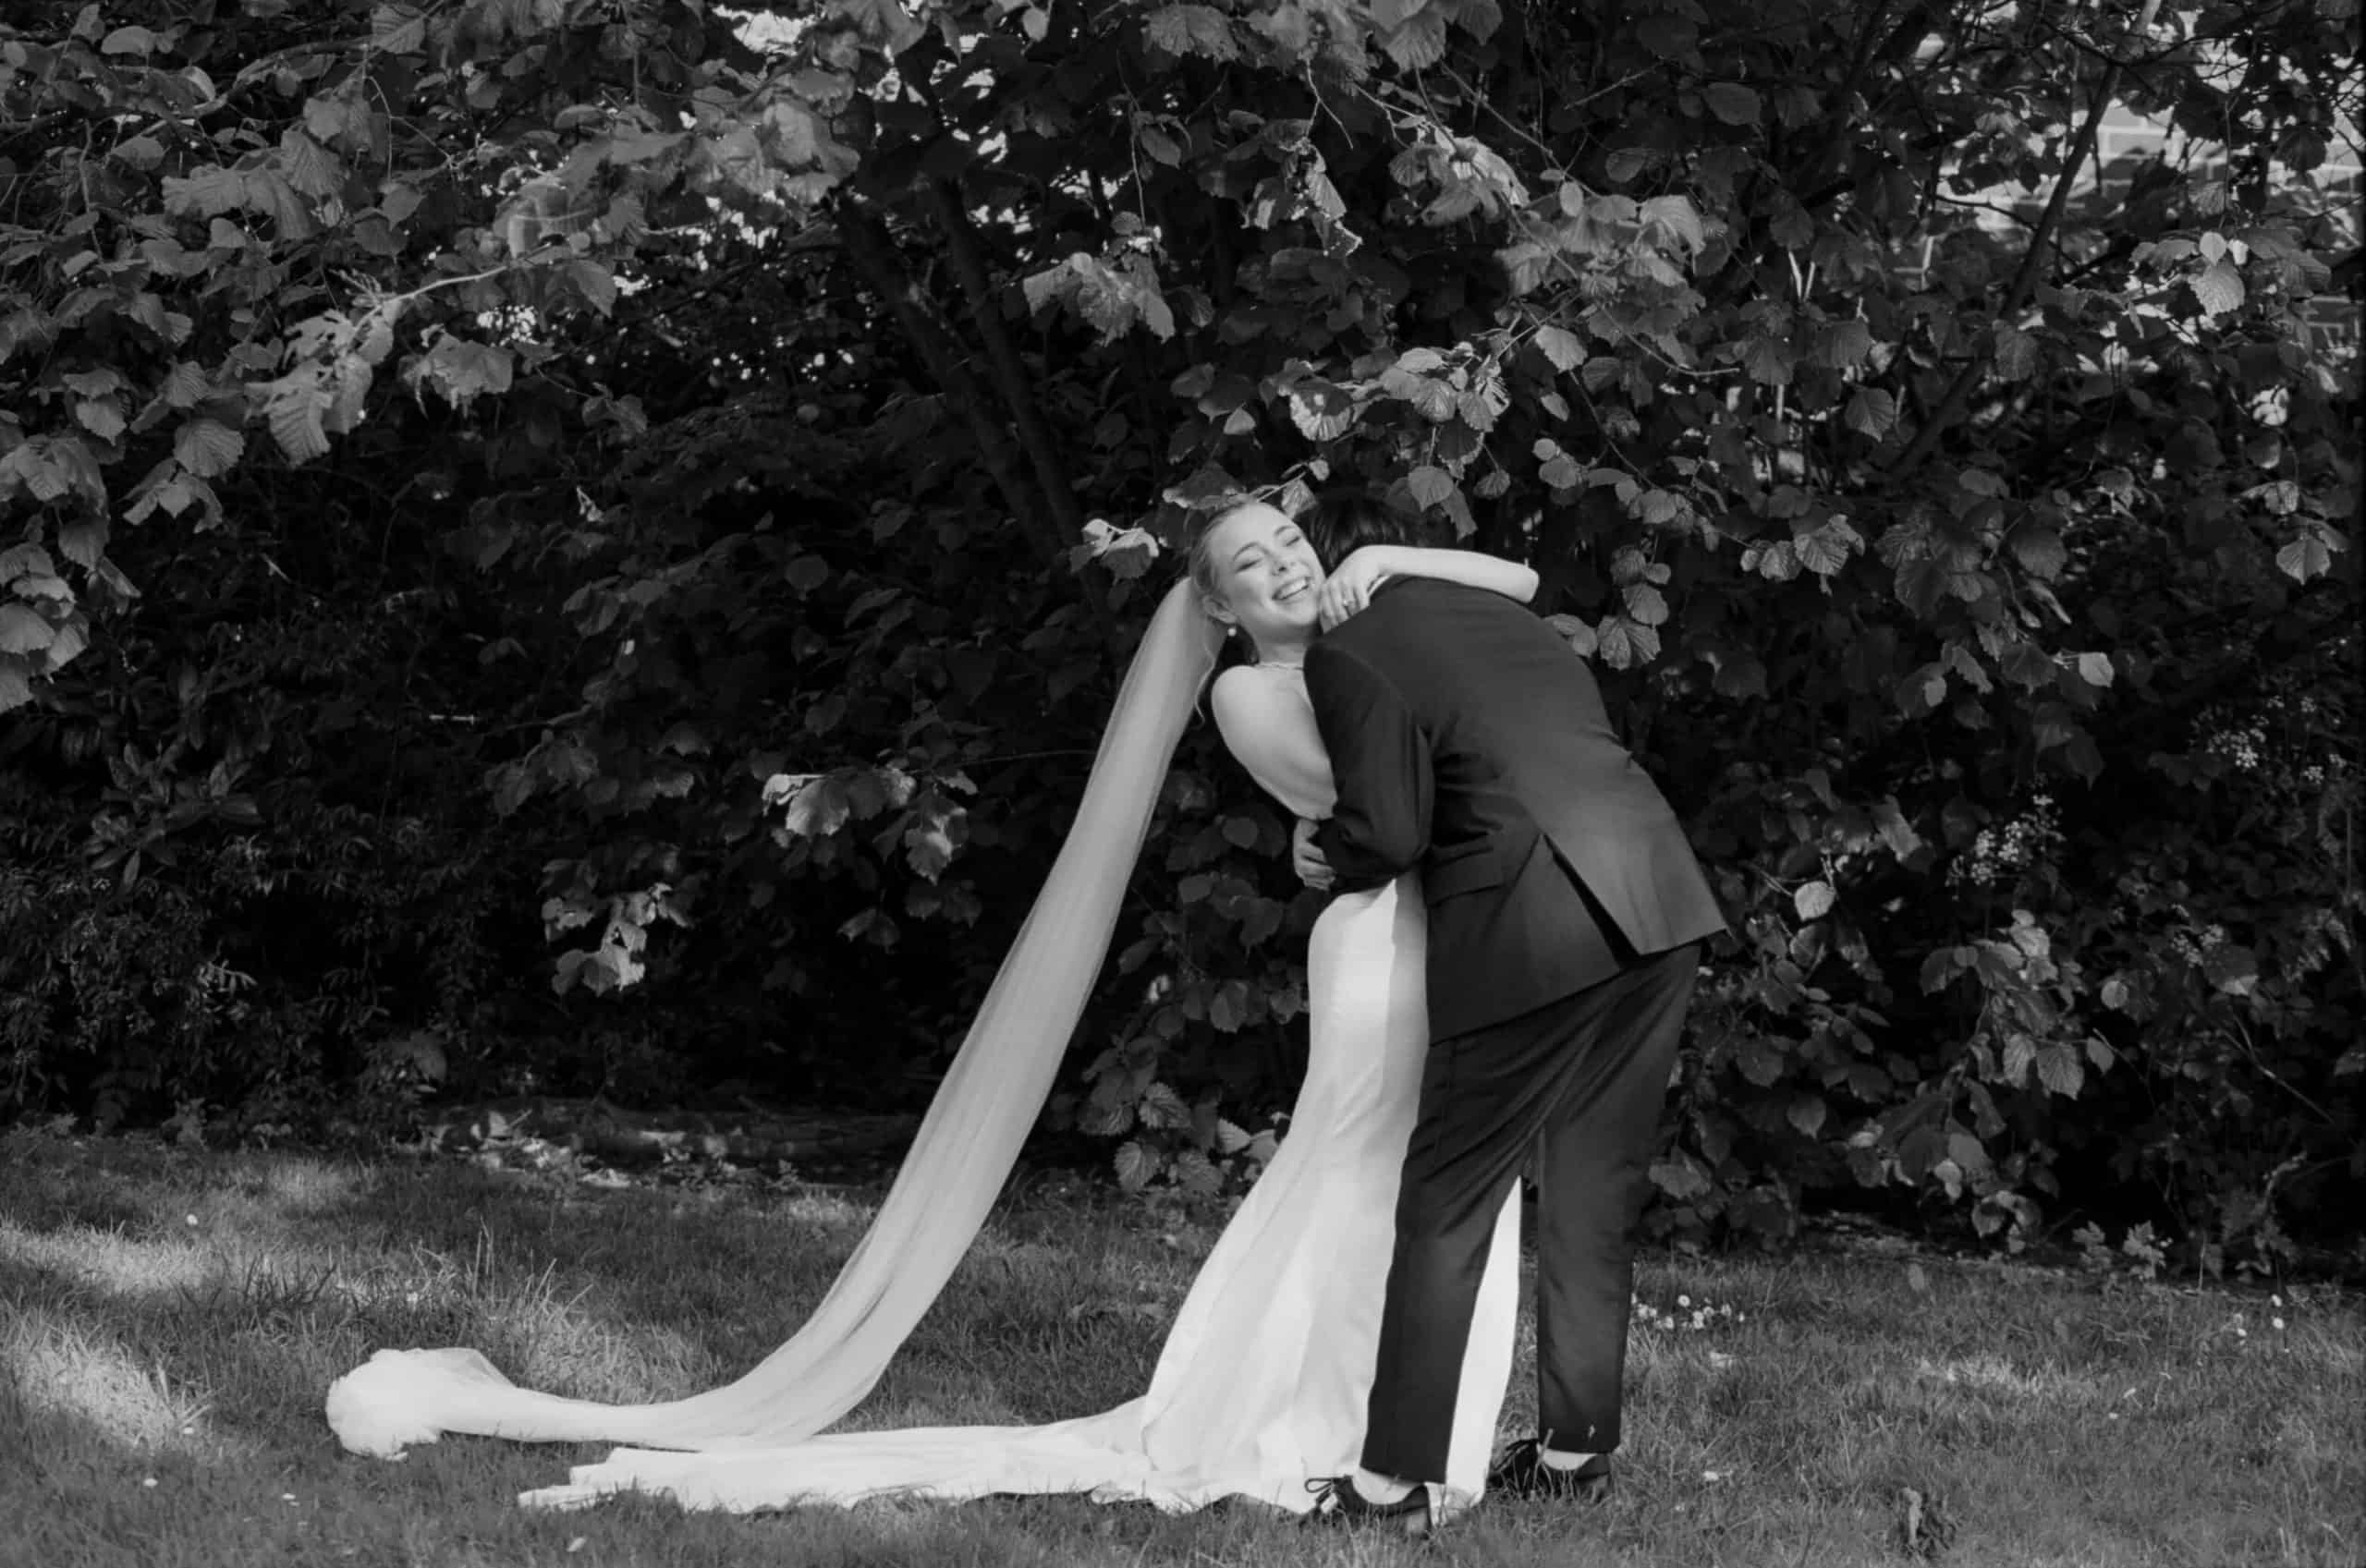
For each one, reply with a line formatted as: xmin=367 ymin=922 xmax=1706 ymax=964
xmin=1651 ymin=1151 xmax=1714 ymax=1201
xmin=1990 ymin=322 xmax=2038 ymax=380
xmin=371 ymin=4 xmax=429 ymax=52
xmin=2009 ymin=523 xmax=2067 ymax=578
xmin=0 ymin=0 xmax=2347 ymax=1256
xmin=1535 ymin=439 xmax=1584 ymax=491
xmin=163 ymin=164 xmax=319 ymax=240
xmin=1022 ymin=250 xmax=1177 ymax=343
xmin=1593 ymin=614 xmax=1661 ymax=668
xmin=160 ymin=166 xmax=246 ymax=221
xmin=276 ymin=128 xmax=345 ymax=201
xmin=1142 ymin=4 xmax=1239 ymax=61
xmin=257 ymin=375 xmax=330 ymax=464
xmin=2190 ymin=259 xmax=2245 ymax=316
xmin=2275 ymin=524 xmax=2345 ymax=583
xmin=0 ymin=602 xmax=56 ymax=655
xmin=831 ymin=0 xmax=928 ymax=54
xmin=1742 ymin=334 xmax=1794 ymax=384
xmin=1845 ymin=385 xmax=1902 ymax=442
xmin=405 ymin=335 xmax=513 ymax=413
xmin=1811 ymin=318 xmax=1872 ymax=370
xmin=1639 ymin=195 xmax=1707 ymax=256
xmin=1701 ymin=82 xmax=1762 ymax=126
xmin=1794 ymin=516 xmax=1864 ymax=577
xmin=1531 ymin=322 xmax=1586 ymax=372
xmin=172 ymin=419 xmax=243 ymax=479
xmin=0 ymin=435 xmax=105 ymax=512
xmin=1404 ymin=464 xmax=1458 ymax=510
xmin=1284 ymin=379 xmax=1357 ymax=442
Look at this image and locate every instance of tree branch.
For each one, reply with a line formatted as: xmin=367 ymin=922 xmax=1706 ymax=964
xmin=916 ymin=180 xmax=1082 ymax=549
xmin=831 ymin=195 xmax=1120 ymax=650
xmin=1885 ymin=0 xmax=2167 ymax=479
xmin=832 ymin=204 xmax=1059 ymax=565
xmin=1800 ymin=0 xmax=1910 ymax=196
xmin=915 ymin=176 xmax=1123 ymax=650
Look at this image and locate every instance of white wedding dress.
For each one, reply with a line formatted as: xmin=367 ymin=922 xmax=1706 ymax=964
xmin=325 ymin=588 xmax=1518 ymax=1516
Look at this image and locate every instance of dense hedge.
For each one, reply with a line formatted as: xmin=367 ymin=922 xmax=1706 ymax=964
xmin=1 ymin=0 xmax=2358 ymax=1272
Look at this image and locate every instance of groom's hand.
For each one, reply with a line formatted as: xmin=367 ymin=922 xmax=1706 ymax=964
xmin=1291 ymin=818 xmax=1335 ymax=891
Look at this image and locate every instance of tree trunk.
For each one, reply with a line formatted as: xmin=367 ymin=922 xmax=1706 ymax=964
xmin=1886 ymin=0 xmax=2166 ymax=478
xmin=918 ymin=177 xmax=1094 ymax=551
xmin=833 ymin=196 xmax=1122 ymax=649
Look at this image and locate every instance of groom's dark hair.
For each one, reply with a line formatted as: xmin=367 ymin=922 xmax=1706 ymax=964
xmin=1306 ymin=486 xmax=1448 ymax=568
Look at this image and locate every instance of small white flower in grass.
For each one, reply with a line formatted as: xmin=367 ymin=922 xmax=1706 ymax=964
xmin=186 ymin=1214 xmax=199 ymax=1227
xmin=2273 ymin=1318 xmax=2287 ymax=1331
xmin=567 ymin=1540 xmax=588 ymax=1554
xmin=1677 ymin=1295 xmax=1691 ymax=1308
xmin=1702 ymin=1470 xmax=1724 ymax=1482
xmin=142 ymin=1477 xmax=157 ymax=1489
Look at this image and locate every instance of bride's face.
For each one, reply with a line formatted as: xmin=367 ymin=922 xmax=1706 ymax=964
xmin=1203 ymin=504 xmax=1324 ymax=653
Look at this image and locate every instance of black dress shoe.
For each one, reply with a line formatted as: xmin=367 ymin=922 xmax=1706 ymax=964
xmin=1488 ymin=1439 xmax=1615 ymax=1501
xmin=1304 ymin=1475 xmax=1433 ymax=1536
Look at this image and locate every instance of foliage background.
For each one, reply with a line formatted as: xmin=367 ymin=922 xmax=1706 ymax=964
xmin=1 ymin=0 xmax=2359 ymax=1273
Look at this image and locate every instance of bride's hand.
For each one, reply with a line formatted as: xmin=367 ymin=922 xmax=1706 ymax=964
xmin=1292 ymin=818 xmax=1335 ymax=891
xmin=1316 ymin=546 xmax=1397 ymax=631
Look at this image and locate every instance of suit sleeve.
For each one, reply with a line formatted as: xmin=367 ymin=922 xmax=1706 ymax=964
xmin=1305 ymin=639 xmax=1432 ymax=894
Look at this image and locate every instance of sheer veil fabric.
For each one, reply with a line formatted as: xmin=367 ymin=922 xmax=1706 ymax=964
xmin=325 ymin=579 xmax=1227 ymax=1461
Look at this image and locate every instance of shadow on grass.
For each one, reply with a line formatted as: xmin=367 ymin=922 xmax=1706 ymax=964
xmin=0 ymin=1135 xmax=1192 ymax=1453
xmin=4 ymin=1130 xmax=2362 ymax=1568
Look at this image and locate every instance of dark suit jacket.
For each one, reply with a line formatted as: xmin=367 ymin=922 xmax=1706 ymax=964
xmin=1309 ymin=577 xmax=1726 ymax=1039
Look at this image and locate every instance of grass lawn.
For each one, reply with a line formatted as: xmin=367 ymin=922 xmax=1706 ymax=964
xmin=1 ymin=1126 xmax=2359 ymax=1568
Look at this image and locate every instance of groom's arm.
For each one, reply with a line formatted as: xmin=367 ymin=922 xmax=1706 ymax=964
xmin=1305 ymin=640 xmax=1432 ymax=895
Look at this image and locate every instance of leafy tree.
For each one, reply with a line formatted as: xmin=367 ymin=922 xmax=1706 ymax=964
xmin=2 ymin=0 xmax=2356 ymax=1267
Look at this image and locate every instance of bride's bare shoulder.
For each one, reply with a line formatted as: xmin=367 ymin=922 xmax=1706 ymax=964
xmin=1209 ymin=663 xmax=1297 ymax=724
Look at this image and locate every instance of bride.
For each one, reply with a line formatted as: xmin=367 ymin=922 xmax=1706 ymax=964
xmin=326 ymin=493 xmax=1543 ymax=1517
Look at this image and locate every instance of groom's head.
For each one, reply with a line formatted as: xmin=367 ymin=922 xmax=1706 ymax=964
xmin=1306 ymin=487 xmax=1445 ymax=570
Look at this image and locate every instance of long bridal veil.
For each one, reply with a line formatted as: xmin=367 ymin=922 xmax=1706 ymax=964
xmin=327 ymin=578 xmax=1225 ymax=1459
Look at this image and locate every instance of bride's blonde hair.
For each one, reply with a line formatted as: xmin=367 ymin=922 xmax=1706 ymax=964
xmin=1182 ymin=497 xmax=1263 ymax=619
xmin=1181 ymin=498 xmax=1284 ymax=679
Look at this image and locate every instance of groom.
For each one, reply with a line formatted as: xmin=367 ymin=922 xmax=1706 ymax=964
xmin=1297 ymin=494 xmax=1727 ymax=1532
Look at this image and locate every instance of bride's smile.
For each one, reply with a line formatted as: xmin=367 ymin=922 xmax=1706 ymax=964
xmin=1192 ymin=501 xmax=1328 ymax=655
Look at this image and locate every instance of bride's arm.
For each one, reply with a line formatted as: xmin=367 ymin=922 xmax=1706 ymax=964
xmin=1316 ymin=544 xmax=1538 ymax=628
xmin=1208 ymin=667 xmax=1337 ymax=821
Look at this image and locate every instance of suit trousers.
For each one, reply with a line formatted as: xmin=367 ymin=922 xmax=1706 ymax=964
xmin=1360 ymin=941 xmax=1701 ymax=1482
